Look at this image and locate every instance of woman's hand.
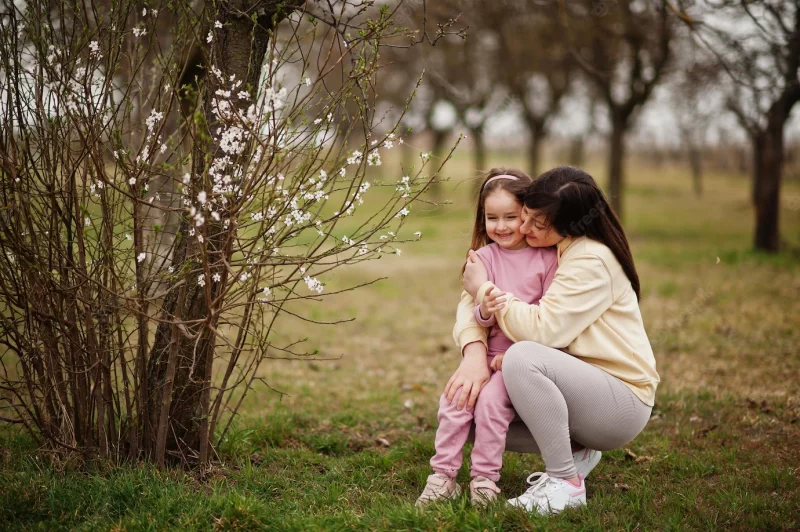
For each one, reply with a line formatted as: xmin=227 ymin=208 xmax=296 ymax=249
xmin=463 ymin=250 xmax=489 ymax=298
xmin=444 ymin=341 xmax=490 ymax=410
xmin=489 ymin=353 xmax=504 ymax=371
xmin=479 ymin=285 xmax=507 ymax=319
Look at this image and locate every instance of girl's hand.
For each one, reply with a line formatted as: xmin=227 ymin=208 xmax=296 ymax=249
xmin=444 ymin=342 xmax=490 ymax=410
xmin=490 ymin=353 xmax=504 ymax=371
xmin=463 ymin=250 xmax=489 ymax=298
xmin=479 ymin=285 xmax=507 ymax=318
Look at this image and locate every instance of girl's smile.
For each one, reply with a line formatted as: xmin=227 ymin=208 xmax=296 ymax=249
xmin=484 ymin=189 xmax=527 ymax=250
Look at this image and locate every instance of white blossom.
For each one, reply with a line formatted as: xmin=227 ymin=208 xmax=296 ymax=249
xmin=137 ymin=252 xmax=146 ymax=263
xmin=367 ymin=152 xmax=381 ymax=167
xmin=197 ymin=190 xmax=207 ymax=205
xmin=207 ymin=31 xmax=213 ymax=43
xmin=303 ymin=77 xmax=311 ymax=86
xmin=133 ymin=27 xmax=146 ymax=38
xmin=414 ymin=231 xmax=422 ymax=238
xmin=128 ymin=177 xmax=136 ymax=185
xmin=145 ymin=110 xmax=163 ymax=132
xmin=212 ymin=272 xmax=221 ymax=283
xmin=214 ymin=20 xmax=223 ymax=28
xmin=125 ymin=233 xmax=132 ymax=241
xmin=304 ymin=275 xmax=324 ymax=294
xmin=346 ymin=150 xmax=363 ymax=166
xmin=396 ymin=207 xmax=410 ymax=218
xmin=168 ymin=266 xmax=174 ymax=273
xmin=197 ymin=274 xmax=206 ymax=287
xmin=396 ymin=248 xmax=402 ymax=256
xmin=89 ymin=41 xmax=101 ymax=58
xmin=261 ymin=286 xmax=271 ymax=297
xmin=421 ymin=152 xmax=431 ymax=161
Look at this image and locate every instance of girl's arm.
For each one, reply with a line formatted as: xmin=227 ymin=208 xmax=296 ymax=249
xmin=480 ymin=253 xmax=614 ymax=348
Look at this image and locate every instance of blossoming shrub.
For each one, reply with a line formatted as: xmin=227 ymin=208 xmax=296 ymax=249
xmin=0 ymin=0 xmax=459 ymax=465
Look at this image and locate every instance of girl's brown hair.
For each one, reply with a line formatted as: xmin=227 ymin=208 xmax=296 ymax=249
xmin=462 ymin=168 xmax=533 ymax=275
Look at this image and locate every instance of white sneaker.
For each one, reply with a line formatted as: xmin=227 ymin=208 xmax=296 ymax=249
xmin=573 ymin=448 xmax=602 ymax=479
xmin=507 ymin=472 xmax=587 ymax=515
xmin=415 ymin=473 xmax=461 ymax=507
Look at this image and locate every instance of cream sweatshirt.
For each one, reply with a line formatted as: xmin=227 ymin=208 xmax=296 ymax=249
xmin=454 ymin=236 xmax=660 ymax=406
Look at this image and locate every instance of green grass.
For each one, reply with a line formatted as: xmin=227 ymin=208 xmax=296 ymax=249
xmin=2 ymin=151 xmax=799 ymax=530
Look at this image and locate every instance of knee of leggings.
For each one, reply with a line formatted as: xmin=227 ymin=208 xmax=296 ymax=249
xmin=503 ymin=342 xmax=550 ymax=382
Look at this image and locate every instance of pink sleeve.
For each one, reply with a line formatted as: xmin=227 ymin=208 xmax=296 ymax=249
xmin=541 ymin=248 xmax=558 ymax=295
xmin=474 ymin=245 xmax=495 ymax=282
xmin=473 ymin=304 xmax=497 ymax=327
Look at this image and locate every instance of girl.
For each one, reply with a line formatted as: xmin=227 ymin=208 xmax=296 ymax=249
xmin=416 ymin=169 xmax=558 ymax=507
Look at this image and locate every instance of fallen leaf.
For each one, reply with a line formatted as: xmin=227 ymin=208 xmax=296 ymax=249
xmin=698 ymin=424 xmax=719 ymax=438
xmin=375 ymin=437 xmax=391 ymax=447
xmin=614 ymin=482 xmax=630 ymax=491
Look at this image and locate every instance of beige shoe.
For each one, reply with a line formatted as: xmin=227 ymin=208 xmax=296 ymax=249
xmin=415 ymin=473 xmax=461 ymax=507
xmin=470 ymin=475 xmax=501 ymax=507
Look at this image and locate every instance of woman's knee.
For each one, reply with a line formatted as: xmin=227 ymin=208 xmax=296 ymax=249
xmin=503 ymin=342 xmax=556 ymax=380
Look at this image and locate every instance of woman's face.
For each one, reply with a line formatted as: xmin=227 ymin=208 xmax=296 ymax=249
xmin=520 ymin=206 xmax=565 ymax=248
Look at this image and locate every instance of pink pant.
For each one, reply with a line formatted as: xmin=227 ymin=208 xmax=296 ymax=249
xmin=429 ymin=360 xmax=516 ymax=482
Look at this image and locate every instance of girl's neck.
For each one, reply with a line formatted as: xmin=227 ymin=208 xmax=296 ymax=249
xmin=496 ymin=240 xmax=529 ymax=251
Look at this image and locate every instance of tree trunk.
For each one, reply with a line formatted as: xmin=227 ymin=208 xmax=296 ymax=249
xmin=429 ymin=129 xmax=448 ymax=199
xmin=568 ymin=136 xmax=585 ymax=167
xmin=607 ymin=118 xmax=626 ymax=220
xmin=753 ymin=123 xmax=784 ymax=252
xmin=145 ymin=0 xmax=294 ymax=465
xmin=471 ymin=126 xmax=487 ymax=194
xmin=688 ymin=145 xmax=703 ymax=197
xmin=527 ymin=124 xmax=544 ymax=177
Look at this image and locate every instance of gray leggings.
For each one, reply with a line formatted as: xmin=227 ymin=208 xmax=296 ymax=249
xmin=496 ymin=341 xmax=652 ymax=479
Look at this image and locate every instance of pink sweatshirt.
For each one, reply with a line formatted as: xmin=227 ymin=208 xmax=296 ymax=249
xmin=473 ymin=243 xmax=558 ymax=357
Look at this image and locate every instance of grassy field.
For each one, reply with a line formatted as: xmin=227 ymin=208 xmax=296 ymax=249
xmin=2 ymin=150 xmax=799 ymax=530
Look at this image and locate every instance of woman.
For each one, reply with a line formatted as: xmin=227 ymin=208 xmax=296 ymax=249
xmin=447 ymin=165 xmax=659 ymax=514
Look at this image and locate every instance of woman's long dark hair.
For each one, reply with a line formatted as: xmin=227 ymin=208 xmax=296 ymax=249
xmin=525 ymin=166 xmax=641 ymax=299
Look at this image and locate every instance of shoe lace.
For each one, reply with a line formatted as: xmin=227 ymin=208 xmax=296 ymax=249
xmin=517 ymin=472 xmax=551 ymax=502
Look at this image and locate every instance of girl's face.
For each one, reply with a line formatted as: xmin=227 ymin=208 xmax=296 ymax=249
xmin=520 ymin=206 xmax=565 ymax=248
xmin=484 ymin=189 xmax=527 ymax=250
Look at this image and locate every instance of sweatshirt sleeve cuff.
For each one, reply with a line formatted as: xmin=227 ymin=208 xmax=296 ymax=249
xmin=457 ymin=328 xmax=488 ymax=354
xmin=475 ymin=281 xmax=495 ymax=305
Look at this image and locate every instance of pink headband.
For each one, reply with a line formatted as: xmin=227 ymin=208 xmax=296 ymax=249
xmin=483 ymin=174 xmax=519 ymax=188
